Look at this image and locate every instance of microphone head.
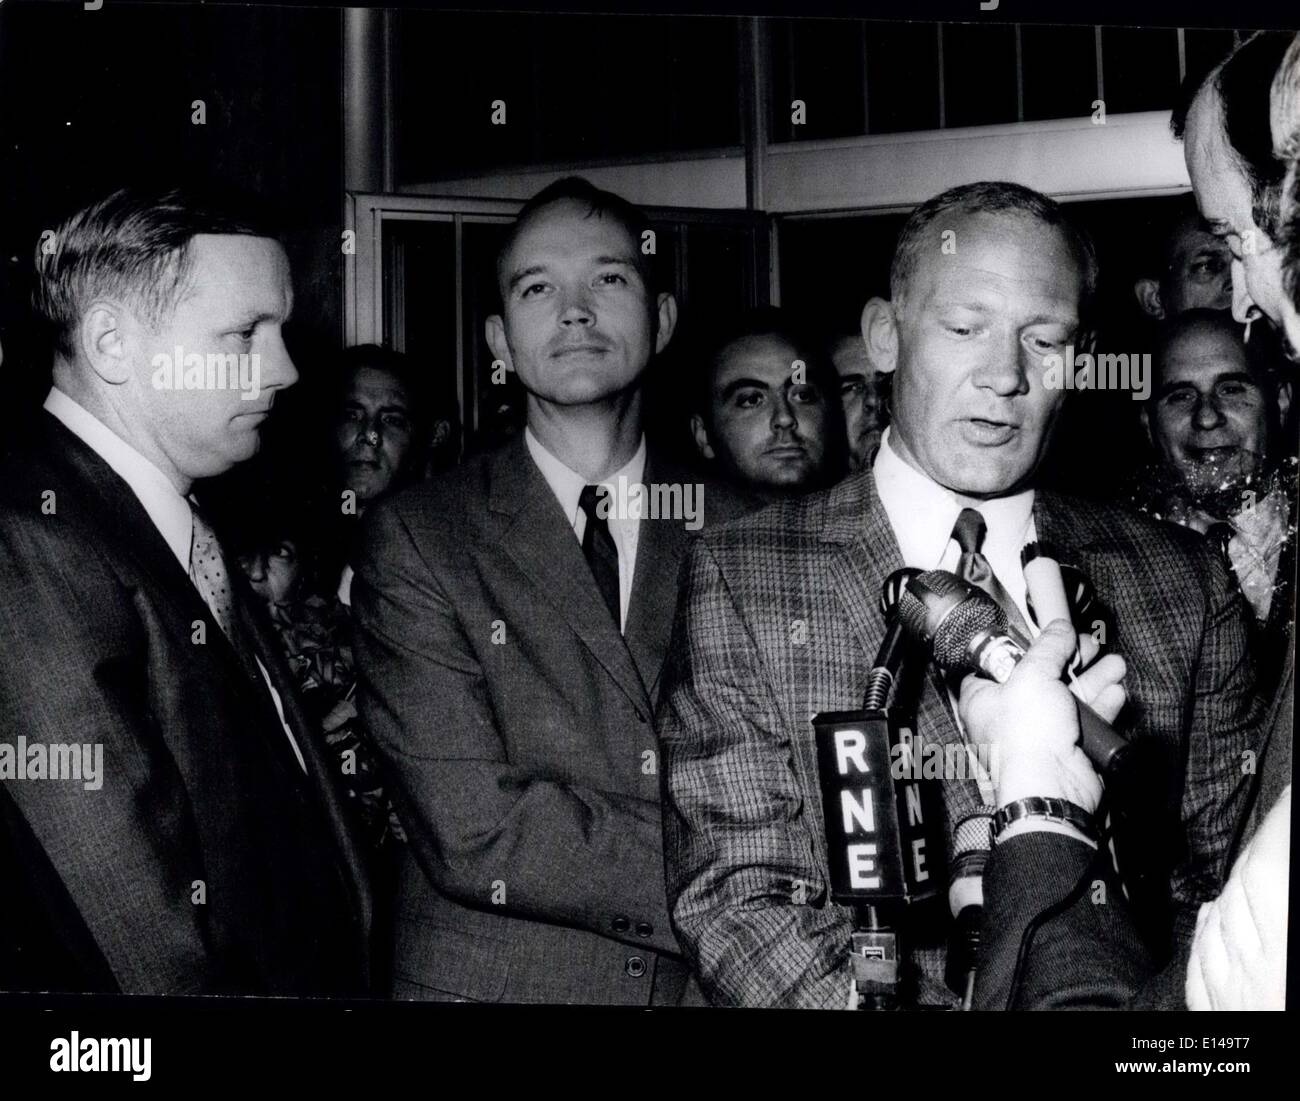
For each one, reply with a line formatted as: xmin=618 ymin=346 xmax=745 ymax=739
xmin=898 ymin=570 xmax=1006 ymax=671
xmin=879 ymin=567 xmax=922 ymax=619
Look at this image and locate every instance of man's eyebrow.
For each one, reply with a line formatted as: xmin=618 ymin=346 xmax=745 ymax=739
xmin=226 ymin=310 xmax=280 ymax=328
xmin=506 ymin=264 xmax=549 ymax=292
xmin=719 ymin=376 xmax=771 ymax=400
xmin=594 ymin=255 xmax=638 ymax=269
xmin=839 ymin=372 xmax=866 ymax=385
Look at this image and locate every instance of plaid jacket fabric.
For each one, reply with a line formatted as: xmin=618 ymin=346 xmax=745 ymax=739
xmin=657 ymin=468 xmax=1263 ymax=1009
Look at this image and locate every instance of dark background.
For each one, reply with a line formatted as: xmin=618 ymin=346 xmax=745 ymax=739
xmin=0 ymin=2 xmax=1267 ymax=510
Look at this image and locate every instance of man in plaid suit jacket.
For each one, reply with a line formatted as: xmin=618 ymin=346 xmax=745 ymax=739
xmin=658 ymin=182 xmax=1264 ymax=1008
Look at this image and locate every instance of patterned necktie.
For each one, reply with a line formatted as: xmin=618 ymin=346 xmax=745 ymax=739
xmin=578 ymin=484 xmax=621 ymax=629
xmin=189 ymin=504 xmax=239 ymax=645
xmin=1204 ymin=522 xmax=1240 ymax=592
xmin=951 ymin=507 xmax=1031 ymax=638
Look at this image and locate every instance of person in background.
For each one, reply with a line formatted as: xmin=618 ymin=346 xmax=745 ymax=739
xmin=689 ymin=309 xmax=842 ymax=504
xmin=829 ymin=331 xmax=890 ymax=473
xmin=1132 ymin=309 xmax=1295 ymax=690
xmin=236 ymin=501 xmax=405 ymax=857
xmin=329 ymin=344 xmax=457 ymax=606
xmin=1132 ymin=196 xmax=1234 ymax=321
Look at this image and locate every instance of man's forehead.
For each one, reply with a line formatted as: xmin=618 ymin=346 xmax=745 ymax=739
xmin=911 ymin=212 xmax=1081 ymax=306
xmin=505 ymin=201 xmax=637 ymax=265
xmin=715 ymin=335 xmax=803 ymax=383
xmin=347 ymin=367 xmax=412 ymax=404
xmin=177 ymin=233 xmax=290 ymax=296
xmin=1162 ymin=331 xmax=1253 ymax=381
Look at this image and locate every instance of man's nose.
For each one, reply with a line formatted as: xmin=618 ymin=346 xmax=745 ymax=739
xmin=771 ymin=393 xmax=797 ymax=429
xmin=262 ymin=331 xmax=299 ymax=390
xmin=1193 ymin=394 xmax=1227 ymax=430
xmin=1230 ymin=259 xmax=1261 ymax=324
xmin=973 ymin=338 xmax=1029 ymax=396
xmin=243 ymin=554 xmax=267 ymax=582
xmin=559 ymin=291 xmax=595 ymax=327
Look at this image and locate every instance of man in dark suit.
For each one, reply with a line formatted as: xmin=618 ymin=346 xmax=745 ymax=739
xmin=353 ymin=177 xmax=740 ymax=1004
xmin=0 ymin=187 xmax=371 ymax=996
xmin=658 ymin=180 xmax=1264 ymax=1008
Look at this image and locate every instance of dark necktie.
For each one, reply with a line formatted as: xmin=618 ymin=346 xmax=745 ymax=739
xmin=951 ymin=507 xmax=1031 ymax=638
xmin=578 ymin=484 xmax=621 ymax=629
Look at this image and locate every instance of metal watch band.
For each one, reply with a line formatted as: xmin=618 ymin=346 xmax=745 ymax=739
xmin=991 ymin=796 xmax=1098 ymax=843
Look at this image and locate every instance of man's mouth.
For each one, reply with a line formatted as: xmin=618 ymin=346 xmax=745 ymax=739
xmin=1188 ymin=444 xmax=1241 ymax=465
xmin=551 ymin=342 xmax=609 ymax=358
xmin=961 ymin=417 xmax=1020 ymax=445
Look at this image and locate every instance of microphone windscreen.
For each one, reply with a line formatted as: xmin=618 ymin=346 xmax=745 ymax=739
xmin=930 ymin=595 xmax=1006 ymax=671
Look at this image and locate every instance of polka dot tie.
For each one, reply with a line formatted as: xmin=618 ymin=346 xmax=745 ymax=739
xmin=189 ymin=504 xmax=238 ymax=644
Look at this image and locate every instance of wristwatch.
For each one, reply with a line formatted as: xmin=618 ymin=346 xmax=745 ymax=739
xmin=991 ymin=797 xmax=1098 ymax=843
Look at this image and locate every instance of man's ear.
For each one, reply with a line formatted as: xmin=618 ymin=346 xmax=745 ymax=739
xmin=485 ymin=314 xmax=513 ymax=373
xmin=654 ymin=292 xmax=678 ymax=355
xmin=1134 ymin=278 xmax=1166 ymax=319
xmin=860 ymin=297 xmax=900 ymax=376
xmin=689 ymin=412 xmax=715 ymax=461
xmin=1274 ymin=377 xmax=1292 ymax=427
xmin=430 ymin=419 xmax=452 ymax=449
xmin=79 ymin=300 xmax=132 ymax=385
xmin=1138 ymin=404 xmax=1154 ymax=450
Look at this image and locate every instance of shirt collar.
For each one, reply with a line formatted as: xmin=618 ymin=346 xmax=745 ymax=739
xmin=872 ymin=426 xmax=1035 ymax=569
xmin=524 ymin=426 xmax=647 ymax=526
xmin=45 ymin=386 xmax=194 ymax=569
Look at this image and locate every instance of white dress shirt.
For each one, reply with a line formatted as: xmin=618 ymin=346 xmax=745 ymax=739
xmin=44 ymin=387 xmax=306 ymax=771
xmin=525 ymin=427 xmax=646 ymax=633
xmin=873 ymin=427 xmax=1040 ymax=807
xmin=873 ymin=427 xmax=1038 ymax=629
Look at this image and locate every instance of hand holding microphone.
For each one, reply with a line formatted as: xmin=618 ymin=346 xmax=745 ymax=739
xmin=958 ymin=619 xmax=1124 ymax=815
xmin=898 ymin=570 xmax=1133 ymax=778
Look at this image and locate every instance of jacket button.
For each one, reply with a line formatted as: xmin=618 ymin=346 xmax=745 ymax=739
xmin=612 ymin=915 xmax=630 ymax=934
xmin=636 ymin=922 xmax=653 ymax=938
xmin=625 ymin=956 xmax=647 ymax=978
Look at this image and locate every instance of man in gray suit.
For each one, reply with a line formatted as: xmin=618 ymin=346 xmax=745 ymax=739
xmin=353 ymin=177 xmax=739 ymax=1004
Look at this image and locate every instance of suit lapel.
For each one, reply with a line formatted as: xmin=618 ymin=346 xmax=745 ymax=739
xmin=820 ymin=471 xmax=977 ymax=821
xmin=625 ymin=451 xmax=694 ymax=700
xmin=489 ymin=436 xmax=649 ymax=710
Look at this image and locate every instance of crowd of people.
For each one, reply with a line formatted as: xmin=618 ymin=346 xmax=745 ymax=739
xmin=0 ymin=30 xmax=1295 ymax=1010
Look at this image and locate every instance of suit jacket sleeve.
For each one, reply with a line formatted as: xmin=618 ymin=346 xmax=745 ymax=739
xmin=974 ymin=832 xmax=1156 ymax=1010
xmin=0 ymin=520 xmax=220 ymax=994
xmin=352 ymin=500 xmax=679 ymax=956
xmin=657 ymin=538 xmax=854 ymax=1008
xmin=1173 ymin=545 xmax=1265 ymax=940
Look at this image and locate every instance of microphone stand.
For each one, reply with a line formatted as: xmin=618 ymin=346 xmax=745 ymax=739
xmin=850 ymin=902 xmax=900 ymax=1010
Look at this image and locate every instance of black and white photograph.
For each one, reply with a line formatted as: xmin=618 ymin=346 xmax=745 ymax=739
xmin=0 ymin=0 xmax=1294 ymax=1083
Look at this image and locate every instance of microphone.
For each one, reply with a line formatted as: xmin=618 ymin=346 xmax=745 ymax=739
xmin=812 ymin=702 xmax=945 ymax=1007
xmin=897 ymin=570 xmax=1132 ymax=777
xmin=1021 ymin=541 xmax=1074 ymax=632
xmin=863 ymin=568 xmax=922 ymax=710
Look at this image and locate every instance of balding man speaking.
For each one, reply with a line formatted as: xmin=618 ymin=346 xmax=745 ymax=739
xmin=658 ymin=181 xmax=1263 ymax=1008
